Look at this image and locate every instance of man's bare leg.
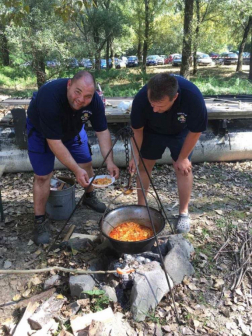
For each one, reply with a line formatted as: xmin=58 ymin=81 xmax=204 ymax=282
xmin=79 ymin=162 xmax=106 ymax=213
xmin=33 ymin=172 xmax=53 ymax=245
xmin=174 ymin=168 xmax=193 ymax=215
xmin=137 ymin=159 xmax=156 ymax=206
xmin=33 ymin=172 xmax=53 ymax=216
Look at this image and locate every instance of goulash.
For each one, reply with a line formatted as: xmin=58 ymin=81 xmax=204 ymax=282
xmin=109 ymin=222 xmax=154 ymax=241
xmin=93 ymin=177 xmax=112 ymax=185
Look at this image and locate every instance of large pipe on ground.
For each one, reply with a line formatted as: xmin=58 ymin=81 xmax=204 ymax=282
xmin=0 ymin=130 xmax=252 ymax=173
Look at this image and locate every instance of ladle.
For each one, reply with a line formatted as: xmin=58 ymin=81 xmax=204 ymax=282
xmin=122 ymin=173 xmax=134 ymax=195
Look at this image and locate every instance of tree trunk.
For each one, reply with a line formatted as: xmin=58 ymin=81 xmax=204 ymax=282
xmin=249 ymin=35 xmax=252 ymax=80
xmin=236 ymin=16 xmax=252 ymax=72
xmin=180 ymin=0 xmax=194 ymax=79
xmin=106 ymin=38 xmax=110 ymax=70
xmin=137 ymin=40 xmax=142 ymax=64
xmin=0 ymin=25 xmax=10 ymax=66
xmin=33 ymin=52 xmax=46 ymax=89
xmin=193 ymin=0 xmax=200 ymax=75
xmin=142 ymin=0 xmax=150 ymax=73
xmin=110 ymin=38 xmax=115 ymax=69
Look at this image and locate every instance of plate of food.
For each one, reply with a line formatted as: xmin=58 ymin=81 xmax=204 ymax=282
xmin=89 ymin=175 xmax=115 ymax=188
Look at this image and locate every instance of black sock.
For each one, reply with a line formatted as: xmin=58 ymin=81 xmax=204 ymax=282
xmin=35 ymin=215 xmax=45 ymax=221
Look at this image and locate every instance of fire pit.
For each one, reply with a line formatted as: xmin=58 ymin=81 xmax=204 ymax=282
xmin=100 ymin=205 xmax=165 ymax=254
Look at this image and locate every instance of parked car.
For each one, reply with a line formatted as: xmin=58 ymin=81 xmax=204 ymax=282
xmin=127 ymin=56 xmax=139 ymax=67
xmin=217 ymin=52 xmax=238 ymax=65
xmin=68 ymin=58 xmax=79 ymax=68
xmin=157 ymin=56 xmax=165 ymax=65
xmin=100 ymin=59 xmax=107 ymax=69
xmin=209 ymin=52 xmax=220 ymax=60
xmin=165 ymin=54 xmax=180 ymax=64
xmin=121 ymin=56 xmax=128 ymax=65
xmin=146 ymin=55 xmax=160 ymax=66
xmin=172 ymin=55 xmax=182 ymax=66
xmin=46 ymin=59 xmax=60 ymax=68
xmin=196 ymin=53 xmax=212 ymax=66
xmin=243 ymin=53 xmax=250 ymax=65
xmin=115 ymin=58 xmax=126 ymax=69
xmin=82 ymin=59 xmax=93 ymax=69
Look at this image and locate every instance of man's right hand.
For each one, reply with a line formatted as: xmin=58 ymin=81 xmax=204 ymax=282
xmin=74 ymin=167 xmax=90 ymax=187
xmin=128 ymin=157 xmax=139 ymax=175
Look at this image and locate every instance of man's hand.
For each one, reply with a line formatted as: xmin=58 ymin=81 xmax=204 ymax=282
xmin=73 ymin=167 xmax=90 ymax=187
xmin=106 ymin=161 xmax=119 ymax=178
xmin=128 ymin=157 xmax=139 ymax=174
xmin=173 ymin=158 xmax=192 ymax=176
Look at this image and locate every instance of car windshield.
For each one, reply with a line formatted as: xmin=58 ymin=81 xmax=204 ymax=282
xmin=128 ymin=57 xmax=137 ymax=61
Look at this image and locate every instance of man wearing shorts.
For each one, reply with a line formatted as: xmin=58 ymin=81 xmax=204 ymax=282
xmin=27 ymin=71 xmax=119 ymax=245
xmin=129 ymin=73 xmax=207 ymax=233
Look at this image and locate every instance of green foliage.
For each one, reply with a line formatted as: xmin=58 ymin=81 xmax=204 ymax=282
xmin=82 ymin=289 xmax=110 ymax=312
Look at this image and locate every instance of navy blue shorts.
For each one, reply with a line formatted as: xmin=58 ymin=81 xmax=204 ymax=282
xmin=27 ymin=118 xmax=92 ymax=176
xmin=140 ymin=128 xmax=192 ymax=161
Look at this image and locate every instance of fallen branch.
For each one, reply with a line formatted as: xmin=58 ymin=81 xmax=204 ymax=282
xmin=0 ymin=267 xmax=119 ymax=275
xmin=0 ymin=288 xmax=56 ymax=309
xmin=214 ymin=238 xmax=230 ymax=260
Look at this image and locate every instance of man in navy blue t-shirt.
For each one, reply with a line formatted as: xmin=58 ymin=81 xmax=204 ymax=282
xmin=129 ymin=73 xmax=207 ymax=233
xmin=27 ymin=71 xmax=119 ymax=245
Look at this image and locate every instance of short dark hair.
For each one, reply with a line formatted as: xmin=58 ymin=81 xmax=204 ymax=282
xmin=147 ymin=73 xmax=178 ymax=101
xmin=72 ymin=71 xmax=96 ymax=88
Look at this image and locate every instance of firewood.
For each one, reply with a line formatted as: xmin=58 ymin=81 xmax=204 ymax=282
xmin=15 ymin=287 xmax=56 ymax=309
xmin=28 ymin=294 xmax=66 ymax=330
xmin=13 ymin=301 xmax=40 ymax=336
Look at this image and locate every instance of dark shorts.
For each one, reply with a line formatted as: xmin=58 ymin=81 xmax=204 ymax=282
xmin=141 ymin=128 xmax=192 ymax=161
xmin=27 ymin=118 xmax=92 ymax=176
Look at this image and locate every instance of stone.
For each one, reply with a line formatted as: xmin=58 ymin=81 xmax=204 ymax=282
xmin=130 ymin=261 xmax=173 ymax=321
xmin=101 ymin=285 xmax=117 ymax=303
xmin=70 ymin=307 xmax=114 ymax=336
xmin=69 ymin=275 xmax=95 ymax=298
xmin=166 ymin=234 xmax=194 ymax=259
xmin=88 ymin=256 xmax=110 ymax=281
xmin=4 ymin=260 xmax=12 ymax=269
xmin=164 ymin=244 xmax=194 ymax=285
xmin=44 ymin=275 xmax=60 ymax=290
xmin=151 ymin=242 xmax=168 ymax=256
xmin=88 ymin=312 xmax=135 ymax=336
xmin=68 ymin=238 xmax=94 ymax=251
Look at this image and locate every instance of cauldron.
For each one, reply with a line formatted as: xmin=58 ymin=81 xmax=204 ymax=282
xmin=100 ymin=205 xmax=165 ymax=254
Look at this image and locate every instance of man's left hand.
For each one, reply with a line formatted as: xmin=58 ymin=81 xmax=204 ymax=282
xmin=107 ymin=162 xmax=119 ymax=178
xmin=173 ymin=158 xmax=192 ymax=176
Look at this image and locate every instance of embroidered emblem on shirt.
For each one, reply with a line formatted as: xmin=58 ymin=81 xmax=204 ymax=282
xmin=81 ymin=110 xmax=92 ymax=123
xmin=177 ymin=112 xmax=187 ymax=123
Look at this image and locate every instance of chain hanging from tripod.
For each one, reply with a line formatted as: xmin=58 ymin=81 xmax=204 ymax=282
xmin=118 ymin=126 xmax=134 ymax=184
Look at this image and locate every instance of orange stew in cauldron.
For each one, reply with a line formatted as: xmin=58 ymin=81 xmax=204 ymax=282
xmin=109 ymin=222 xmax=154 ymax=242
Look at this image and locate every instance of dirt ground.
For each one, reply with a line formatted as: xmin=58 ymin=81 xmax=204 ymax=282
xmin=0 ymin=161 xmax=251 ymax=335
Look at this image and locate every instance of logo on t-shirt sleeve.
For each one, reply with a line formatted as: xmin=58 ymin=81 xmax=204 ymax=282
xmin=81 ymin=110 xmax=92 ymax=123
xmin=177 ymin=112 xmax=187 ymax=123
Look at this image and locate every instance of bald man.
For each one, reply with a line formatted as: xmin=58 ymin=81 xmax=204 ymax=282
xmin=27 ymin=71 xmax=119 ymax=245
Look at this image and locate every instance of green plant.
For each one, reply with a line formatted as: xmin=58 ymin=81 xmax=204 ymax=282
xmin=82 ymin=289 xmax=110 ymax=312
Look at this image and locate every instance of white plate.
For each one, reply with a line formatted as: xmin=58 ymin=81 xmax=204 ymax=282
xmin=89 ymin=175 xmax=115 ymax=188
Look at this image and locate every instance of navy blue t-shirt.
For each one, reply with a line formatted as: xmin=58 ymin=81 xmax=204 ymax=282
xmin=131 ymin=75 xmax=207 ymax=135
xmin=27 ymin=78 xmax=107 ymax=141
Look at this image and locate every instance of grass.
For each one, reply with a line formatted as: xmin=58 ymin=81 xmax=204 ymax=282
xmin=0 ymin=64 xmax=252 ymax=98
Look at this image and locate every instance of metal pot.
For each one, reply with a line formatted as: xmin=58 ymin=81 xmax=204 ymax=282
xmin=99 ymin=205 xmax=165 ymax=254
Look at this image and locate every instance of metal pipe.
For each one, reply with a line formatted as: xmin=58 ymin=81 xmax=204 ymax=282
xmin=0 ymin=131 xmax=252 ymax=173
